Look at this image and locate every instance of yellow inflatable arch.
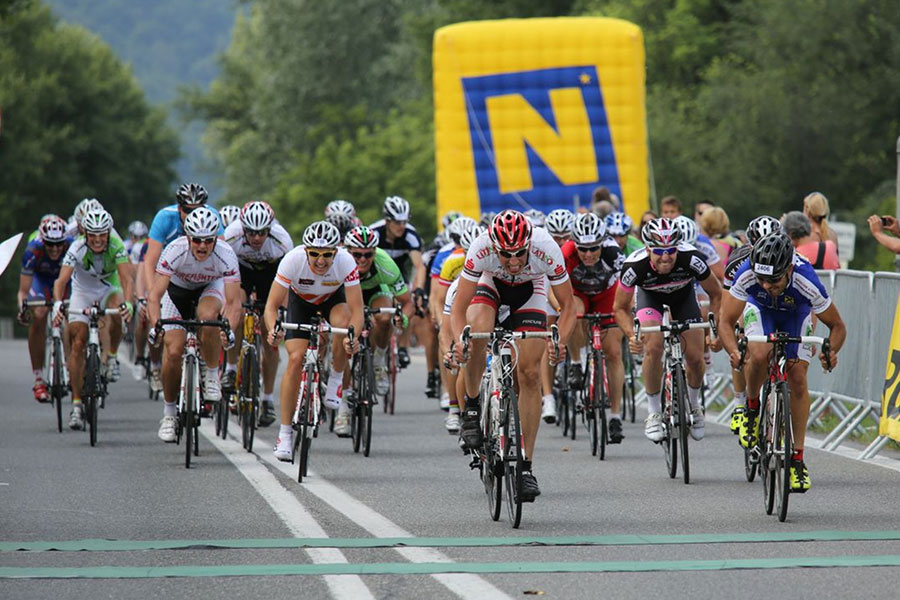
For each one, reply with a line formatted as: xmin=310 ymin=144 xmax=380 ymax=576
xmin=433 ymin=17 xmax=649 ymax=224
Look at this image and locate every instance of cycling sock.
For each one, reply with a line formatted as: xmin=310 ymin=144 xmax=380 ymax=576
xmin=326 ymin=368 xmax=342 ymax=399
xmin=108 ymin=352 xmax=117 ymax=358
xmin=151 ymin=360 xmax=161 ymax=370
xmin=687 ymin=385 xmax=702 ymax=411
xmin=33 ymin=370 xmax=43 ymax=380
xmin=647 ymin=392 xmax=661 ymax=414
xmin=464 ymin=395 xmax=480 ymax=413
xmin=747 ymin=396 xmax=760 ymax=411
xmin=542 ymin=393 xmax=555 ymax=405
xmin=734 ymin=390 xmax=747 ymax=405
xmin=579 ymin=346 xmax=588 ymax=366
xmin=227 ymin=362 xmax=237 ymax=373
xmin=262 ymin=393 xmax=273 ymax=403
xmin=72 ymin=397 xmax=82 ymax=406
xmin=279 ymin=424 xmax=292 ymax=438
xmin=374 ymin=346 xmax=387 ymax=365
xmin=163 ymin=402 xmax=177 ymax=417
xmin=522 ymin=460 xmax=533 ymax=472
xmin=792 ymin=449 xmax=804 ymax=462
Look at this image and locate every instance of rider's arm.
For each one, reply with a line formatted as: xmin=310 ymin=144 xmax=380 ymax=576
xmin=17 ymin=274 xmax=33 ymax=306
xmin=410 ymin=249 xmax=426 ymax=291
xmin=52 ymin=266 xmax=73 ymax=303
xmin=717 ymin=292 xmax=746 ymax=357
xmin=116 ymin=262 xmax=134 ymax=308
xmin=147 ymin=272 xmax=170 ymax=328
xmin=223 ymin=280 xmax=242 ymax=331
xmin=143 ymin=239 xmax=163 ymax=292
xmin=344 ymin=283 xmax=365 ymax=336
xmin=264 ymin=280 xmax=288 ymax=339
xmin=815 ymin=303 xmax=846 ymax=355
xmin=551 ymin=279 xmax=576 ymax=345
xmin=430 ymin=282 xmax=447 ymax=323
xmin=613 ymin=286 xmax=636 ymax=340
xmin=699 ymin=270 xmax=723 ymax=317
xmin=395 ymin=290 xmax=414 ymax=323
xmin=450 ymin=277 xmax=478 ymax=340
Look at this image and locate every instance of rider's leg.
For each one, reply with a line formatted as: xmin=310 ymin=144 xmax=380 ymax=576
xmin=462 ymin=303 xmax=494 ymax=400
xmin=67 ymin=322 xmax=88 ymax=402
xmin=515 ymin=338 xmax=546 ymax=461
xmin=603 ymin=327 xmax=625 ymax=415
xmin=786 ymin=360 xmax=811 ymax=451
xmin=161 ymin=328 xmax=187 ymax=407
xmin=682 ymin=328 xmax=707 ymax=411
xmin=28 ymin=307 xmax=49 ymax=375
xmin=279 ymin=338 xmax=309 ymax=425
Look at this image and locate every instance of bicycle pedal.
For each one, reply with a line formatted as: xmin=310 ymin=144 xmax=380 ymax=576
xmin=468 ymin=456 xmax=480 ymax=470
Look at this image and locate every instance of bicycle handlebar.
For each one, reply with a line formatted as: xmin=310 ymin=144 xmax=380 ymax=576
xmin=737 ymin=333 xmax=832 ymax=371
xmin=634 ymin=315 xmax=715 ymax=337
xmin=458 ymin=324 xmax=560 ymax=365
xmin=155 ymin=318 xmax=231 ymax=331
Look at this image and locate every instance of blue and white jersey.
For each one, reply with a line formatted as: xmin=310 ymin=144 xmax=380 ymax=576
xmin=429 ymin=242 xmax=457 ymax=277
xmin=729 ymin=253 xmax=831 ymax=316
xmin=148 ymin=205 xmax=224 ymax=249
xmin=695 ymin=233 xmax=721 ymax=266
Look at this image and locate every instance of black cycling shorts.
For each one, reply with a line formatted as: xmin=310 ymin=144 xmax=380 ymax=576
xmin=239 ymin=262 xmax=279 ymax=303
xmin=635 ymin=285 xmax=702 ymax=324
xmin=285 ymin=287 xmax=347 ymax=341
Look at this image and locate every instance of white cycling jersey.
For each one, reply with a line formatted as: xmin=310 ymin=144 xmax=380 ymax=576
xmin=275 ymin=246 xmax=360 ymax=304
xmin=156 ymin=236 xmax=240 ymax=290
xmin=461 ymin=227 xmax=569 ymax=286
xmin=62 ymin=236 xmax=128 ymax=296
xmin=223 ymin=220 xmax=293 ymax=269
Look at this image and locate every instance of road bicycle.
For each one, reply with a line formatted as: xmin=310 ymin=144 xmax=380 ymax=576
xmin=154 ymin=318 xmax=231 ymax=468
xmin=579 ymin=313 xmax=618 ymax=460
xmin=635 ymin=311 xmax=716 ymax=484
xmin=461 ymin=324 xmax=559 ymax=529
xmin=552 ymin=353 xmax=575 ymax=438
xmin=23 ymin=299 xmax=69 ymax=432
xmin=275 ymin=310 xmax=351 ymax=482
xmin=621 ymin=335 xmax=638 ymax=423
xmin=739 ymin=332 xmax=831 ymax=522
xmin=232 ymin=300 xmax=265 ymax=452
xmin=79 ymin=302 xmax=121 ymax=447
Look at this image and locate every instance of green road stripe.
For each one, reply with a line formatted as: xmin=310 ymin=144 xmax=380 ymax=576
xmin=3 ymin=530 xmax=900 ymax=553
xmin=3 ymin=554 xmax=900 ymax=579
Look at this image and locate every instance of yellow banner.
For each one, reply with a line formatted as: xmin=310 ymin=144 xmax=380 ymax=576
xmin=879 ymin=292 xmax=900 ymax=439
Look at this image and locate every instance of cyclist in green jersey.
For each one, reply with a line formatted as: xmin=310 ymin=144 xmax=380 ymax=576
xmin=344 ymin=226 xmax=414 ymax=396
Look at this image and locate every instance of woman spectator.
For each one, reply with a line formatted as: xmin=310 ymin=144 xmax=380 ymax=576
xmin=803 ymin=192 xmax=839 ymax=245
xmin=782 ymin=211 xmax=839 ymax=270
xmin=699 ymin=206 xmax=741 ymax=263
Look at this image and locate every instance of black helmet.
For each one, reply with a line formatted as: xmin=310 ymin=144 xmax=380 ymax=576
xmin=750 ymin=232 xmax=794 ymax=279
xmin=176 ymin=183 xmax=208 ymax=206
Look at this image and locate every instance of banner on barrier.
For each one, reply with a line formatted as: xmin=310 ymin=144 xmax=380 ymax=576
xmin=879 ymin=292 xmax=900 ymax=440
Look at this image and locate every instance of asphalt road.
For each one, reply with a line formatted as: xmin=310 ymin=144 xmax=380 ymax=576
xmin=2 ymin=339 xmax=899 ymax=600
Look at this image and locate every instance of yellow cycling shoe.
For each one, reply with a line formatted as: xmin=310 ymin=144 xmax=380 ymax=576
xmin=730 ymin=406 xmax=746 ymax=435
xmin=790 ymin=460 xmax=811 ymax=493
xmin=739 ymin=410 xmax=760 ymax=449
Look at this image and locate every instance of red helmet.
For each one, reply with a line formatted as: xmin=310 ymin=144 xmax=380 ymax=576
xmin=489 ymin=210 xmax=532 ymax=251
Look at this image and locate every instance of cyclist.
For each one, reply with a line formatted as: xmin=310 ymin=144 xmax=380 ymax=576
xmin=143 ymin=184 xmax=224 ymax=397
xmin=219 ymin=205 xmax=241 ymax=228
xmin=723 ymin=216 xmax=782 ymax=434
xmin=147 ymin=206 xmax=241 ymax=443
xmin=17 ymin=216 xmax=72 ymax=402
xmin=27 ymin=213 xmax=62 ymax=243
xmin=124 ymin=221 xmax=150 ymax=378
xmin=325 ymin=199 xmax=361 ymax=238
xmin=613 ymin=218 xmax=722 ymax=443
xmin=605 ymin=212 xmax=643 ymax=258
xmin=525 ymin=209 xmax=546 ymax=229
xmin=125 ymin=221 xmax=148 ymax=259
xmin=344 ymin=225 xmax=414 ymax=396
xmin=564 ymin=212 xmax=627 ymax=443
xmin=718 ymin=231 xmax=845 ymax=492
xmin=451 ymin=210 xmax=576 ymax=502
xmin=51 ymin=208 xmax=133 ymax=429
xmin=265 ymin=221 xmax=363 ymax=456
xmin=222 ymin=200 xmax=293 ymax=426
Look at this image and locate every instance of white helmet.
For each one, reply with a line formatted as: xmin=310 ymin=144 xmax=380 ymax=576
xmin=240 ymin=201 xmax=274 ymax=231
xmin=572 ymin=212 xmax=606 ymax=246
xmin=219 ymin=205 xmax=241 ymax=227
xmin=183 ymin=206 xmax=219 ymax=238
xmin=127 ymin=220 xmax=148 ymax=238
xmin=525 ymin=209 xmax=546 ymax=228
xmin=674 ymin=215 xmax=698 ymax=245
xmin=447 ymin=216 xmax=477 ymax=244
xmin=383 ymin=196 xmax=410 ymax=221
xmin=325 ymin=199 xmax=356 ymax=218
xmin=545 ymin=209 xmax=575 ymax=236
xmin=74 ymin=198 xmax=103 ymax=225
xmin=302 ymin=221 xmax=341 ymax=248
xmin=441 ymin=211 xmax=463 ymax=231
xmin=81 ymin=208 xmax=113 ymax=234
xmin=459 ymin=225 xmax=485 ymax=252
xmin=605 ymin=212 xmax=633 ymax=236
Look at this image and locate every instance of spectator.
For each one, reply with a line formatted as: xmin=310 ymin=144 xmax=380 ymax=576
xmin=590 ymin=186 xmax=618 ymax=217
xmin=638 ymin=209 xmax=658 ymax=238
xmin=867 ymin=213 xmax=900 ymax=254
xmin=660 ymin=195 xmax=682 ymax=218
xmin=782 ymin=211 xmax=839 ymax=269
xmin=694 ymin=200 xmax=715 ymax=224
xmin=700 ymin=206 xmax=741 ymax=263
xmin=803 ymin=192 xmax=839 ymax=245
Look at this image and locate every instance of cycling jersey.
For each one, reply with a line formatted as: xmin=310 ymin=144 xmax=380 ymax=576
xmin=22 ymin=237 xmax=72 ymax=299
xmin=359 ymin=248 xmax=408 ymax=304
xmin=63 ymin=236 xmax=128 ymax=295
xmin=695 ymin=233 xmax=721 ymax=266
xmin=438 ymin=252 xmax=466 ymax=286
xmin=619 ymin=245 xmax=710 ymax=294
xmin=624 ymin=235 xmax=643 ymax=258
xmin=275 ymin=246 xmax=360 ymax=304
xmin=462 ymin=227 xmax=569 ymax=286
xmin=223 ymin=220 xmax=293 ymax=269
xmin=369 ymin=219 xmax=423 ymax=280
xmin=156 ymin=237 xmax=240 ymax=290
xmin=149 ymin=205 xmax=224 ymax=249
xmin=561 ymin=239 xmax=623 ymax=295
xmin=729 ymin=253 xmax=830 ymax=316
xmin=723 ymin=244 xmax=752 ymax=289
xmin=127 ymin=238 xmax=147 ymax=264
xmin=430 ymin=242 xmax=458 ymax=278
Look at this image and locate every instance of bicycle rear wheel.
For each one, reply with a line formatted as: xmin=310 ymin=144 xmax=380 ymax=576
xmin=676 ymin=365 xmax=690 ymax=484
xmin=662 ymin=372 xmax=677 ymax=479
xmin=241 ymin=346 xmax=259 ymax=452
xmin=298 ymin=367 xmax=315 ymax=482
xmin=85 ymin=349 xmax=101 ymax=447
xmin=775 ymin=382 xmax=792 ymax=522
xmin=760 ymin=391 xmax=775 ymax=515
xmin=597 ymin=352 xmax=608 ymax=461
xmin=52 ymin=338 xmax=64 ymax=433
xmin=504 ymin=387 xmax=523 ymax=529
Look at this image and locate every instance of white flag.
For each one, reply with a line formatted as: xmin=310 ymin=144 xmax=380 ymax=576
xmin=0 ymin=233 xmax=24 ymax=278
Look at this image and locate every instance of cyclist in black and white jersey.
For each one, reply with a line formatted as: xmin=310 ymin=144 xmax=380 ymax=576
xmin=222 ymin=201 xmax=293 ymax=426
xmin=613 ymin=218 xmax=722 ymax=443
xmin=147 ymin=207 xmax=242 ymax=443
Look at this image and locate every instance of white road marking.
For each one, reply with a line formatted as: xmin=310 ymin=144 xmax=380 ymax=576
xmin=201 ymin=427 xmax=374 ymax=600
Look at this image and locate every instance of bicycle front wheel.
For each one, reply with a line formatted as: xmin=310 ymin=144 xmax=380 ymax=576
xmin=184 ymin=355 xmax=197 ymax=469
xmin=298 ymin=367 xmax=316 ymax=482
xmin=483 ymin=391 xmax=502 ymax=521
xmin=85 ymin=349 xmax=101 ymax=447
xmin=52 ymin=338 xmax=65 ymax=433
xmin=596 ymin=352 xmax=608 ymax=461
xmin=661 ymin=372 xmax=678 ymax=479
xmin=504 ymin=388 xmax=523 ymax=529
xmin=775 ymin=382 xmax=793 ymax=522
xmin=675 ymin=365 xmax=690 ymax=484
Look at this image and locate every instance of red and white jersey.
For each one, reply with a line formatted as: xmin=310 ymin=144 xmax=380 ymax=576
xmin=275 ymin=246 xmax=359 ymax=304
xmin=223 ymin=219 xmax=293 ymax=268
xmin=461 ymin=227 xmax=569 ymax=286
xmin=156 ymin=236 xmax=240 ymax=290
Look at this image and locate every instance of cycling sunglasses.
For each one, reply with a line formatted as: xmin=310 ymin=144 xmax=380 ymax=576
xmin=350 ymin=251 xmax=374 ymax=260
xmin=651 ymin=247 xmax=677 ymax=256
xmin=43 ymin=240 xmax=66 ymax=248
xmin=497 ymin=247 xmax=528 ymax=259
xmin=245 ymin=229 xmax=269 ymax=237
xmin=307 ymin=250 xmax=336 ymax=259
xmin=190 ymin=236 xmax=216 ymax=245
xmin=755 ymin=273 xmax=784 ymax=285
xmin=577 ymin=245 xmax=601 ymax=253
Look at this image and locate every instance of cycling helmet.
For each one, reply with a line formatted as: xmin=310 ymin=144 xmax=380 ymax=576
xmin=459 ymin=225 xmax=485 ymax=252
xmin=176 ymin=183 xmax=208 ymax=206
xmin=641 ymin=218 xmax=682 ymax=248
xmin=525 ymin=209 xmax=546 ymax=228
xmin=674 ymin=215 xmax=699 ymax=245
xmin=447 ymin=216 xmax=477 ymax=244
xmin=344 ymin=225 xmax=379 ymax=249
xmin=39 ymin=213 xmax=59 ymax=227
xmin=240 ymin=201 xmax=274 ymax=230
xmin=489 ymin=210 xmax=532 ymax=250
xmin=605 ymin=212 xmax=633 ymax=236
xmin=747 ymin=215 xmax=782 ymax=245
xmin=303 ymin=221 xmax=341 ymax=248
xmin=546 ymin=209 xmax=575 ymax=236
xmin=183 ymin=206 xmax=219 ymax=238
xmin=479 ymin=211 xmax=496 ymax=228
xmin=40 ymin=217 xmax=68 ymax=243
xmin=572 ymin=212 xmax=607 ymax=246
xmin=441 ymin=211 xmax=463 ymax=231
xmin=326 ymin=212 xmax=356 ymax=236
xmin=750 ymin=232 xmax=794 ymax=279
xmin=325 ymin=199 xmax=356 ymax=218
xmin=383 ymin=196 xmax=410 ymax=221
xmin=74 ymin=198 xmax=103 ymax=225
xmin=81 ymin=208 xmax=113 ymax=234
xmin=127 ymin=220 xmax=148 ymax=238
xmin=219 ymin=205 xmax=240 ymax=227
